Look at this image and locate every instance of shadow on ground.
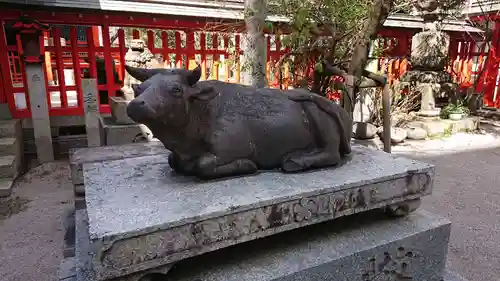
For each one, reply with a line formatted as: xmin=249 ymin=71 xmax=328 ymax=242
xmin=396 ymin=145 xmax=500 ymax=281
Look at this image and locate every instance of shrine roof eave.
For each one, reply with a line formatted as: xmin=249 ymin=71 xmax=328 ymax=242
xmin=462 ymin=0 xmax=500 ymax=16
xmin=0 ymin=0 xmax=483 ymax=33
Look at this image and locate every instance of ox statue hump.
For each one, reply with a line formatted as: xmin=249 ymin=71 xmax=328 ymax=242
xmin=125 ymin=65 xmax=353 ymax=180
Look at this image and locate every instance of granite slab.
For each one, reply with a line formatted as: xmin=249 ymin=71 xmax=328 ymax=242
xmin=83 ymin=144 xmax=435 ymax=281
xmin=69 ymin=141 xmax=167 ymax=186
xmin=74 ymin=209 xmax=451 ymax=281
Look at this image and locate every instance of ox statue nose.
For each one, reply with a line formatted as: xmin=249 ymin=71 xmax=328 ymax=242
xmin=127 ymin=99 xmax=152 ymax=123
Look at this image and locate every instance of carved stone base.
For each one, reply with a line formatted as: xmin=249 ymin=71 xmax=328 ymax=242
xmin=82 ymin=145 xmax=435 ymax=281
xmin=385 ymin=198 xmax=422 ymax=217
xmin=71 ymin=208 xmax=451 ymax=281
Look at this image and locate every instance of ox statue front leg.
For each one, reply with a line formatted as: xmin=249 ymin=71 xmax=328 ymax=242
xmin=168 ymin=152 xmax=197 ymax=175
xmin=195 ymin=153 xmax=258 ymax=180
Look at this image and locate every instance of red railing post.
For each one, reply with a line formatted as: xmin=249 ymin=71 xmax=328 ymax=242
xmin=70 ymin=26 xmax=83 ymax=113
xmin=200 ymin=32 xmax=207 ymax=80
xmin=86 ymin=26 xmax=98 ymax=109
xmin=161 ymin=31 xmax=168 ymax=67
xmin=175 ymin=31 xmax=181 ymax=68
xmin=53 ymin=27 xmax=68 ymax=108
xmin=101 ymin=23 xmax=115 ymax=110
xmin=483 ymin=21 xmax=500 ymax=107
xmin=0 ymin=18 xmax=19 ymax=117
xmin=118 ymin=29 xmax=126 ymax=82
xmin=15 ymin=34 xmax=31 ymax=114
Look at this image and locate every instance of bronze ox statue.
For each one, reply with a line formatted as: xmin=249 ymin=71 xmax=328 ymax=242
xmin=125 ymin=65 xmax=353 ymax=180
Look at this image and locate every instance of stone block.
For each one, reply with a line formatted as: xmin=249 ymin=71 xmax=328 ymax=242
xmin=63 ymin=209 xmax=76 ymax=258
xmin=408 ymin=117 xmax=479 ymax=138
xmin=351 ymin=137 xmax=383 ymax=150
xmin=75 ymin=196 xmax=86 ymax=210
xmin=406 ymin=126 xmax=427 ymax=140
xmin=411 ymin=31 xmax=450 ymax=71
xmin=74 ymin=184 xmax=85 ymax=196
xmin=74 ymin=209 xmax=451 ymax=281
xmin=59 ymin=257 xmax=76 ymax=281
xmin=420 ymin=121 xmax=447 ymax=137
xmin=0 ymin=155 xmax=17 ymax=178
xmin=0 ymin=137 xmax=19 ymax=156
xmin=0 ymin=178 xmax=13 ymax=197
xmin=69 ymin=141 xmax=167 ymax=186
xmin=110 ymin=97 xmax=135 ymax=125
xmin=83 ymin=145 xmax=435 ymax=281
xmin=75 ymin=210 xmax=95 ymax=281
xmin=0 ymin=120 xmax=21 ymax=138
xmin=442 ymin=117 xmax=479 ymax=133
xmin=98 ymin=116 xmax=154 ymax=146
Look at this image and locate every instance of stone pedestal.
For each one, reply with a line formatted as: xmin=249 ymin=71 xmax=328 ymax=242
xmin=58 ymin=144 xmax=469 ymax=281
xmin=77 ymin=145 xmax=433 ymax=281
xmin=416 ymin=83 xmax=441 ymax=117
xmin=66 ymin=208 xmax=464 ymax=281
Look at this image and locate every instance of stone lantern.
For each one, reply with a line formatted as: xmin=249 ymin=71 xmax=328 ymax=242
xmin=401 ymin=0 xmax=460 ymax=119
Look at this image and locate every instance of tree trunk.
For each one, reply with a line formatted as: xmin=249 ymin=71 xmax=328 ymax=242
xmin=242 ymin=0 xmax=268 ymax=88
xmin=344 ymin=0 xmax=394 ymax=115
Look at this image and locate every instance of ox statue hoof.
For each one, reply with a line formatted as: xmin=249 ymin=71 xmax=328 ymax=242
xmin=385 ymin=198 xmax=421 ymax=217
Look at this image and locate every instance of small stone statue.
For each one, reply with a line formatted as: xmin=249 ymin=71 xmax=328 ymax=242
xmin=121 ymin=39 xmax=160 ymax=100
xmin=125 ymin=65 xmax=353 ymax=180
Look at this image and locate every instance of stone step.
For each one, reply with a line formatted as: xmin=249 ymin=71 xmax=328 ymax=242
xmin=0 ymin=120 xmax=21 ymax=138
xmin=72 ymin=209 xmax=451 ymax=281
xmin=0 ymin=155 xmax=18 ymax=179
xmin=0 ymin=137 xmax=18 ymax=156
xmin=0 ymin=178 xmax=13 ymax=197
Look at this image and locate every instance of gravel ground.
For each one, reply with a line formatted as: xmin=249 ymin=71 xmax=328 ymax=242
xmin=0 ymin=161 xmax=73 ymax=281
xmin=0 ymin=130 xmax=499 ymax=281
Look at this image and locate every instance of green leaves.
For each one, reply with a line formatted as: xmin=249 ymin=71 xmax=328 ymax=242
xmin=265 ymin=21 xmax=274 ymax=32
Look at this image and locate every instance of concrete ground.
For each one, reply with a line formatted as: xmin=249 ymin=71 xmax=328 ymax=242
xmin=0 ymin=161 xmax=73 ymax=281
xmin=1 ymin=128 xmax=500 ymax=281
xmin=391 ymin=129 xmax=500 ymax=281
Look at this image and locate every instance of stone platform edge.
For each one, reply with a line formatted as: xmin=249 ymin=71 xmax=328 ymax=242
xmin=69 ymin=141 xmax=166 ymax=186
xmin=90 ymin=167 xmax=434 ymax=281
xmin=69 ymin=208 xmax=457 ymax=281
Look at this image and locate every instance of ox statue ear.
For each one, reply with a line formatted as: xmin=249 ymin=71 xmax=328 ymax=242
xmin=125 ymin=65 xmax=167 ymax=82
xmin=187 ymin=84 xmax=218 ymax=101
xmin=187 ymin=64 xmax=202 ymax=86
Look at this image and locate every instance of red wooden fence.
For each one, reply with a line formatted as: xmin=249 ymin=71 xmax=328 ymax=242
xmin=0 ymin=9 xmax=491 ymax=119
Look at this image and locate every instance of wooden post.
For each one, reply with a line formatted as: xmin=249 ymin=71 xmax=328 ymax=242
xmin=82 ymin=79 xmax=101 ymax=147
xmin=382 ymin=84 xmax=391 ymax=153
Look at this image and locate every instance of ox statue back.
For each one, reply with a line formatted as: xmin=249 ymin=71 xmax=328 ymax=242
xmin=125 ymin=65 xmax=353 ymax=180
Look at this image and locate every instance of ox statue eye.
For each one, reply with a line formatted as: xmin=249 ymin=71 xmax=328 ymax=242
xmin=169 ymin=86 xmax=183 ymax=97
